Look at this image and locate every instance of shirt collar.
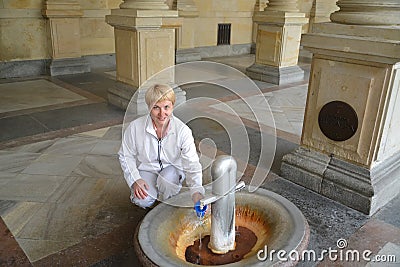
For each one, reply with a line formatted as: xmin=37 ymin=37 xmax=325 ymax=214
xmin=145 ymin=114 xmax=175 ymax=137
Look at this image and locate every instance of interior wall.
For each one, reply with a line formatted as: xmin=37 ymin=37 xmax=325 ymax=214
xmin=193 ymin=0 xmax=256 ymax=47
xmin=0 ymin=0 xmax=120 ymax=62
xmin=0 ymin=0 xmax=317 ymax=63
xmin=0 ymin=0 xmax=49 ymax=61
xmin=79 ymin=0 xmax=121 ymax=56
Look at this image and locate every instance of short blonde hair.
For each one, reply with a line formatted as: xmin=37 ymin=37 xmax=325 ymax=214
xmin=145 ymin=84 xmax=176 ymax=108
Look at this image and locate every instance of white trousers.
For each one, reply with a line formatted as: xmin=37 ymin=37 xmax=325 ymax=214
xmin=130 ymin=165 xmax=185 ymax=208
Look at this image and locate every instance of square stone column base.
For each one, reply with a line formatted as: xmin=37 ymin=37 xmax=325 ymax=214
xmin=175 ymin=48 xmax=201 ymax=64
xmin=246 ymin=63 xmax=304 ymax=85
xmin=281 ymin=147 xmax=400 ymax=215
xmin=48 ymin=58 xmax=90 ymax=76
xmin=108 ymin=83 xmax=186 ymax=114
xmin=108 ymin=82 xmax=137 ymax=111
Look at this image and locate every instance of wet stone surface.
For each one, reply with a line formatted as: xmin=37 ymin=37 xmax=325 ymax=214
xmin=185 ymin=226 xmax=257 ymax=265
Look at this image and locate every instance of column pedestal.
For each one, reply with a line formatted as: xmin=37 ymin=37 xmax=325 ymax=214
xmin=281 ymin=23 xmax=400 ymax=215
xmin=246 ymin=64 xmax=304 ymax=85
xmin=246 ymin=11 xmax=308 ymax=84
xmin=42 ymin=1 xmax=90 ymax=76
xmin=106 ymin=9 xmax=186 ymax=113
xmin=282 ymin=147 xmax=400 ymax=215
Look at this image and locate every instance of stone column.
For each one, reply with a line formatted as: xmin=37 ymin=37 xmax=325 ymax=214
xmin=106 ymin=0 xmax=185 ymax=113
xmin=331 ymin=0 xmax=400 ymax=25
xmin=254 ymin=0 xmax=269 ymax=12
xmin=309 ymin=0 xmax=338 ymax=31
xmin=173 ymin=0 xmax=201 ymax=63
xmin=251 ymin=0 xmax=269 ymax=54
xmin=246 ymin=0 xmax=308 ymax=84
xmin=281 ymin=0 xmax=400 ymax=215
xmin=119 ymin=0 xmax=170 ymax=9
xmin=42 ymin=0 xmax=90 ymax=76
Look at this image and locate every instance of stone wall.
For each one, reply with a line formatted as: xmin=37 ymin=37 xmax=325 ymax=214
xmin=0 ymin=0 xmax=120 ymax=62
xmin=194 ymin=0 xmax=255 ymax=47
xmin=0 ymin=0 xmax=317 ymax=69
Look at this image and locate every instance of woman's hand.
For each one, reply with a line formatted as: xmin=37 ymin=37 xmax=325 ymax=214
xmin=192 ymin=192 xmax=203 ymax=204
xmin=132 ymin=179 xmax=149 ymax=199
xmin=192 ymin=192 xmax=207 ymax=218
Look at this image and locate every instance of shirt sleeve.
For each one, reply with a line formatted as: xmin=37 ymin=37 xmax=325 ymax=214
xmin=118 ymin=123 xmax=142 ymax=189
xmin=180 ymin=127 xmax=205 ymax=197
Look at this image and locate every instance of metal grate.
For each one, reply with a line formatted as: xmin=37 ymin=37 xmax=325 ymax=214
xmin=217 ymin=23 xmax=231 ymax=45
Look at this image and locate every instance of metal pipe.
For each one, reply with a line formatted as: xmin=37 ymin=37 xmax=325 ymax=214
xmin=208 ymin=155 xmax=237 ymax=254
xmin=200 ymin=181 xmax=245 ymax=209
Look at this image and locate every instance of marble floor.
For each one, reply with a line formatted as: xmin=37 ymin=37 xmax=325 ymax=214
xmin=0 ymin=55 xmax=399 ymax=267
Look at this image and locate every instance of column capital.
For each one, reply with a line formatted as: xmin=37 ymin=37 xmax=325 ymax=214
xmin=310 ymin=0 xmax=339 ymax=23
xmin=331 ymin=0 xmax=400 ymax=25
xmin=254 ymin=11 xmax=308 ymax=25
xmin=265 ymin=0 xmax=300 ymax=13
xmin=42 ymin=0 xmax=83 ymax=18
xmin=254 ymin=0 xmax=269 ymax=11
xmin=173 ymin=0 xmax=199 ymax=17
xmin=119 ymin=0 xmax=170 ymax=10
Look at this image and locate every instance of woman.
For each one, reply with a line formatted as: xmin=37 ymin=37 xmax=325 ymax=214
xmin=118 ymin=84 xmax=205 ymax=210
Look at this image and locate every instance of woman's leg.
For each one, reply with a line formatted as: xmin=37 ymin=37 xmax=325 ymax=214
xmin=130 ymin=170 xmax=158 ymax=208
xmin=157 ymin=165 xmax=185 ymax=200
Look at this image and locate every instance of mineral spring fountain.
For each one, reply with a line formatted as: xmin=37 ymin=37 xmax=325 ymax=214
xmin=134 ymin=155 xmax=310 ymax=266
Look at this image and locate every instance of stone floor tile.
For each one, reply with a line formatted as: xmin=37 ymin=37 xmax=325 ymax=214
xmin=2 ymin=202 xmax=43 ymax=236
xmin=0 ymin=151 xmax=40 ymax=173
xmin=16 ymin=238 xmax=80 ymax=263
xmin=30 ymin=103 xmax=123 ymax=131
xmin=0 ymin=173 xmax=66 ymax=202
xmin=21 ymin=154 xmax=83 ymax=176
xmin=43 ymin=136 xmax=98 ymax=155
xmin=365 ymin=242 xmax=400 ymax=266
xmin=71 ymin=154 xmax=123 ymax=178
xmin=89 ymin=140 xmax=121 ymax=156
xmin=374 ymin=193 xmax=400 ymax=228
xmin=47 ymin=176 xmax=116 ymax=205
xmin=264 ymin=176 xmax=369 ymax=267
xmin=74 ymin=127 xmax=110 ymax=138
xmin=101 ymin=125 xmax=122 ymax=141
xmin=0 ymin=200 xmax=18 ymax=216
xmin=0 ymin=79 xmax=85 ymax=113
xmin=5 ymin=139 xmax=58 ymax=153
xmin=0 ymin=115 xmax=48 ymax=143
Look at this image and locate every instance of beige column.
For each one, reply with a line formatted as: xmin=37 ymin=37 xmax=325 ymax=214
xmin=42 ymin=0 xmax=90 ymax=76
xmin=281 ymin=0 xmax=400 ymax=214
xmin=246 ymin=0 xmax=308 ymax=84
xmin=173 ymin=0 xmax=201 ymax=63
xmin=267 ymin=0 xmax=300 ymax=12
xmin=119 ymin=0 xmax=170 ymax=10
xmin=106 ymin=0 xmax=185 ymax=113
xmin=173 ymin=0 xmax=198 ymax=13
xmin=309 ymin=0 xmax=338 ymax=31
xmin=252 ymin=0 xmax=269 ymax=52
xmin=254 ymin=0 xmax=269 ymax=11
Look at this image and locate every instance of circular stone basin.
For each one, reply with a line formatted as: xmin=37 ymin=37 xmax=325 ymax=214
xmin=134 ymin=188 xmax=309 ymax=266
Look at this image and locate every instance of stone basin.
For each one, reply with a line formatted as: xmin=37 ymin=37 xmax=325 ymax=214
xmin=134 ymin=187 xmax=310 ymax=266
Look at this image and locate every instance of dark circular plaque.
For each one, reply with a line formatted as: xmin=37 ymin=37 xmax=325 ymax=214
xmin=318 ymin=101 xmax=358 ymax=142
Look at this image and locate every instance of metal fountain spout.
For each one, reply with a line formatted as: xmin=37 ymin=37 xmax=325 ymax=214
xmin=199 ymin=155 xmax=245 ymax=254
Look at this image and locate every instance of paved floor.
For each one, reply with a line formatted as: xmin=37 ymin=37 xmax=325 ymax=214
xmin=0 ymin=55 xmax=399 ymax=267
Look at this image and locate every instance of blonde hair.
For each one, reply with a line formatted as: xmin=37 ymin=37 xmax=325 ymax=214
xmin=145 ymin=84 xmax=176 ymax=108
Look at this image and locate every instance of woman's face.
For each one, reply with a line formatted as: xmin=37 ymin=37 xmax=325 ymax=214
xmin=150 ymin=100 xmax=174 ymax=128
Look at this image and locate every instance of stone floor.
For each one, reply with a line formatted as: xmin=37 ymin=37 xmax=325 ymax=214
xmin=0 ymin=54 xmax=399 ymax=267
